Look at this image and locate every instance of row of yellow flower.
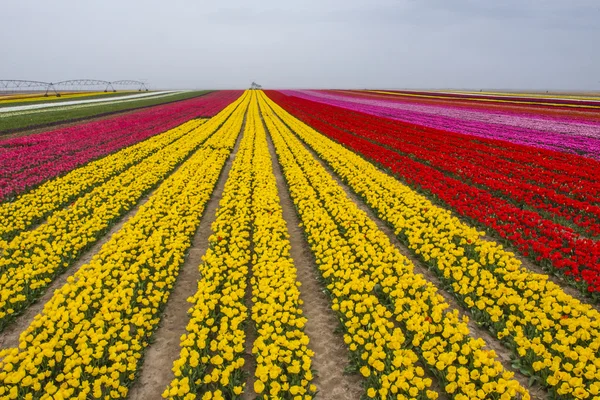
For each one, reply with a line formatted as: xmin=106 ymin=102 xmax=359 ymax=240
xmin=262 ymin=93 xmax=600 ymax=398
xmin=164 ymin=92 xmax=314 ymax=400
xmin=261 ymin=94 xmax=440 ymax=399
xmin=260 ymin=92 xmax=530 ymax=400
xmin=163 ymin=94 xmax=255 ymax=400
xmin=0 ymin=115 xmax=227 ymax=331
xmin=0 ymin=92 xmax=115 ymax=105
xmin=0 ymin=118 xmax=206 ymax=243
xmin=0 ymin=93 xmax=250 ymax=400
xmin=249 ymin=100 xmax=315 ymax=399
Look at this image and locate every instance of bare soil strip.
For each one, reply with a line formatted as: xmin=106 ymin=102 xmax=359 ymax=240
xmin=241 ymin=118 xmax=257 ymax=400
xmin=128 ymin=116 xmax=247 ymax=400
xmin=293 ymin=136 xmax=547 ymax=400
xmin=242 ymin=261 xmax=258 ymax=400
xmin=0 ymin=196 xmax=151 ymax=350
xmin=263 ymin=129 xmax=364 ymax=400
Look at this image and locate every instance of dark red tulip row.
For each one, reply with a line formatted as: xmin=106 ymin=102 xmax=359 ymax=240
xmin=288 ymin=91 xmax=600 ymax=191
xmin=270 ymin=91 xmax=600 ymax=233
xmin=278 ymin=91 xmax=600 ymax=202
xmin=266 ymin=90 xmax=600 ymax=295
xmin=278 ymin=93 xmax=600 ymax=236
xmin=0 ymin=90 xmax=242 ymax=202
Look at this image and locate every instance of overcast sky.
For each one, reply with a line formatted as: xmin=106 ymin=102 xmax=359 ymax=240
xmin=1 ymin=0 xmax=598 ymax=90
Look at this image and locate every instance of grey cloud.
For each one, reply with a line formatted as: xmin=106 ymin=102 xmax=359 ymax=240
xmin=0 ymin=0 xmax=598 ymax=90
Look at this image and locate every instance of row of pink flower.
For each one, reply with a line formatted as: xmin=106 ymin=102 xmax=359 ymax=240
xmin=0 ymin=90 xmax=242 ymax=202
xmin=285 ymin=90 xmax=600 ymax=160
xmin=341 ymin=90 xmax=600 ymax=136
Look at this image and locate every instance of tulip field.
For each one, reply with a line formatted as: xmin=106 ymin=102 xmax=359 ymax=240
xmin=0 ymin=89 xmax=599 ymax=400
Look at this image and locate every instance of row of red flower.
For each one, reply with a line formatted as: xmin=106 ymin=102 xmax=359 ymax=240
xmin=0 ymin=91 xmax=243 ymax=202
xmin=266 ymin=90 xmax=600 ymax=295
xmin=322 ymin=91 xmax=600 ymax=205
xmin=281 ymin=95 xmax=600 ymax=236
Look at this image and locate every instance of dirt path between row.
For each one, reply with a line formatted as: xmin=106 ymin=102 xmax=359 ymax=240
xmin=242 ymin=251 xmax=257 ymax=400
xmin=128 ymin=115 xmax=247 ymax=400
xmin=293 ymin=137 xmax=547 ymax=400
xmin=263 ymin=129 xmax=364 ymax=400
